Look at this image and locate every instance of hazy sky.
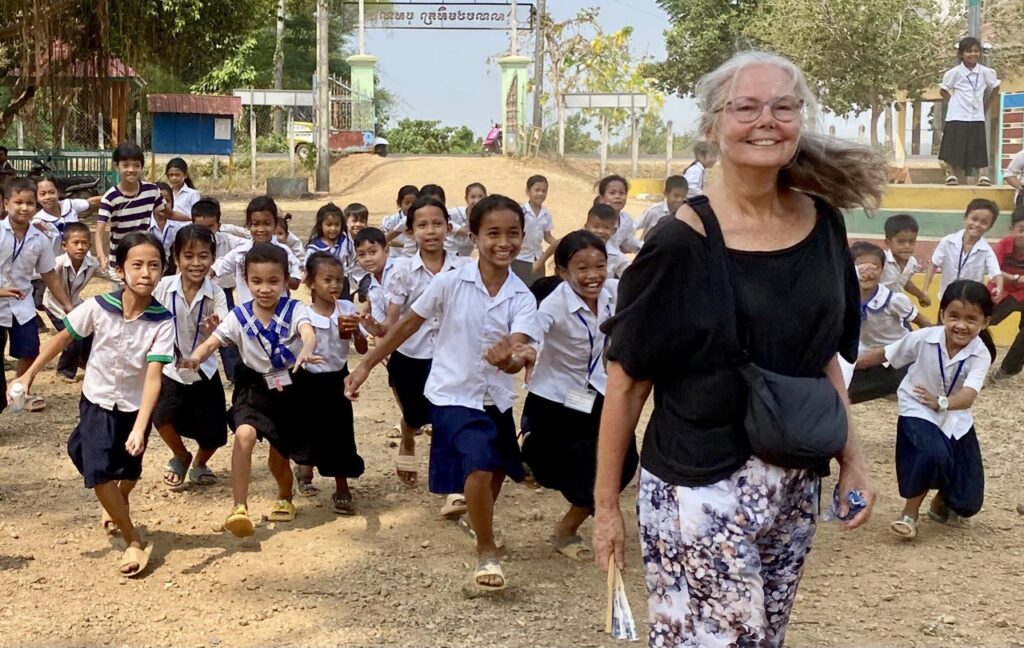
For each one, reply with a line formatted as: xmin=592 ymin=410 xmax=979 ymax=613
xmin=361 ymin=1 xmax=871 ymax=140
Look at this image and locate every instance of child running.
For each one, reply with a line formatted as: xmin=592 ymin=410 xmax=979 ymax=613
xmin=185 ymin=243 xmax=320 ymax=536
xmin=521 ymin=230 xmax=638 ymax=562
xmin=447 ymin=182 xmax=486 ymax=258
xmin=305 ymin=202 xmax=351 ymax=265
xmin=378 ymin=196 xmax=470 ymax=484
xmin=95 ymin=142 xmax=164 ymax=275
xmin=344 ymin=203 xmax=370 ymax=284
xmin=858 ymin=280 xmax=994 ymax=539
xmin=637 ymin=175 xmax=687 ymax=241
xmin=10 ymin=232 xmax=174 ymax=577
xmin=881 ymin=213 xmax=931 ymax=306
xmin=850 ymin=242 xmax=931 ymax=404
xmin=924 ymin=198 xmax=1003 ymax=300
xmin=150 ymin=182 xmax=184 ymax=270
xmin=598 ymin=175 xmax=641 ymax=259
xmin=292 ymin=252 xmax=367 ymax=514
xmin=41 ymin=222 xmax=99 ymax=382
xmin=353 ymin=228 xmax=393 ymax=332
xmin=152 ymin=226 xmax=229 ymax=489
xmin=165 ymin=158 xmax=200 ymax=221
xmin=514 ymin=175 xmax=556 ymax=286
xmin=33 ymin=176 xmax=101 ymax=246
xmin=682 ymin=141 xmax=718 ymax=197
xmin=382 ymin=185 xmax=419 ymax=258
xmin=345 ymin=194 xmax=539 ymax=592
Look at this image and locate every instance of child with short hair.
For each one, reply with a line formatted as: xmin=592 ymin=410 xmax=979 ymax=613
xmin=858 ymin=280 xmax=994 ymax=539
xmin=514 ymin=176 xmax=556 ymax=286
xmin=95 ymin=142 xmax=165 ymax=273
xmin=939 ymin=37 xmax=1000 ymax=186
xmin=10 ymin=232 xmax=174 ymax=577
xmin=881 ymin=213 xmax=931 ymax=307
xmin=378 ymin=197 xmax=471 ymax=485
xmin=598 ymin=175 xmax=641 ymax=258
xmin=153 ymin=226 xmax=229 ymax=489
xmin=683 ymin=141 xmax=718 ymax=197
xmin=522 ymin=231 xmax=638 ymax=563
xmin=191 ymin=197 xmax=247 ymax=308
xmin=447 ymin=182 xmax=486 ymax=258
xmin=150 ymin=182 xmax=184 ymax=271
xmin=185 ymin=243 xmax=320 ymax=536
xmin=353 ymin=227 xmax=394 ymax=331
xmin=292 ymin=252 xmax=367 ymax=514
xmin=637 ymin=175 xmax=688 ymax=241
xmin=535 ymin=203 xmax=623 ymax=281
xmin=211 ymin=196 xmax=302 ymax=305
xmin=988 ymin=206 xmax=1024 ymax=381
xmin=382 ymin=185 xmax=419 ymax=258
xmin=345 ymin=194 xmax=539 ymax=592
xmin=924 ymin=198 xmax=1003 ymax=300
xmin=1 ymin=178 xmax=75 ymax=410
xmin=42 ymin=221 xmax=98 ymax=382
xmin=850 ymin=242 xmax=931 ymax=404
xmin=344 ymin=202 xmax=370 ymax=283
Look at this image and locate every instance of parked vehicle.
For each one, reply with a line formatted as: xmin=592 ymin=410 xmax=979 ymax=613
xmin=291 ymin=121 xmax=389 ymax=160
xmin=481 ymin=122 xmax=502 ymax=156
xmin=27 ymin=157 xmax=100 ymax=198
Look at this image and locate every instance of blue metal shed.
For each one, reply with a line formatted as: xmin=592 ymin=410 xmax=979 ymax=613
xmin=147 ymin=94 xmax=241 ymax=155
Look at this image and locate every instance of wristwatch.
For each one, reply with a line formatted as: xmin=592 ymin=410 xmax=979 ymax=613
xmin=937 ymin=396 xmax=949 ymax=412
xmin=1014 ymin=274 xmax=1021 ymax=282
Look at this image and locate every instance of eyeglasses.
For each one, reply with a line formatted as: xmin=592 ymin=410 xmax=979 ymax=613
xmin=719 ymin=96 xmax=804 ymax=123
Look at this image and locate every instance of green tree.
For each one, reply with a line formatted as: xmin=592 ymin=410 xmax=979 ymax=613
xmin=541 ymin=112 xmax=597 ymax=154
xmin=385 ymin=119 xmax=477 ymax=154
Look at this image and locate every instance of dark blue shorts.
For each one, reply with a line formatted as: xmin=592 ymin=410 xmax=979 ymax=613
xmin=428 ymin=404 xmax=524 ymax=495
xmin=386 ymin=351 xmax=433 ymax=429
xmin=0 ymin=316 xmax=41 ymax=358
xmin=68 ymin=397 xmax=146 ymax=488
xmin=896 ymin=416 xmax=984 ymax=517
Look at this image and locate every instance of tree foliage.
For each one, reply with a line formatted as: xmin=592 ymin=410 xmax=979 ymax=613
xmin=384 ymin=119 xmax=478 ymax=154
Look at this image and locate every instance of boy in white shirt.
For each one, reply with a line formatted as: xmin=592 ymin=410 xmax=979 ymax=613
xmin=939 ymin=37 xmax=1000 ymax=185
xmin=682 ymin=141 xmax=718 ymax=198
xmin=881 ymin=213 xmax=931 ymax=307
xmin=514 ymin=175 xmax=556 ymax=286
xmin=923 ymin=198 xmax=1003 ymax=301
xmin=42 ymin=222 xmax=99 ymax=382
xmin=637 ymin=175 xmax=688 ymax=241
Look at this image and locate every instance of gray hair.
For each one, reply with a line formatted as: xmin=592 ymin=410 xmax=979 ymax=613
xmin=695 ymin=51 xmax=887 ymax=211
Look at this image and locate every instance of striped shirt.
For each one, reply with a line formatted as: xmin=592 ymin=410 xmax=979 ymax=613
xmin=97 ymin=182 xmax=164 ymax=252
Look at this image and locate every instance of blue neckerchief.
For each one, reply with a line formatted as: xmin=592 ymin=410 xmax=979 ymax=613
xmin=860 ymin=286 xmax=893 ymax=321
xmin=307 ymin=236 xmax=346 ymax=260
xmin=232 ymin=297 xmax=298 ymax=370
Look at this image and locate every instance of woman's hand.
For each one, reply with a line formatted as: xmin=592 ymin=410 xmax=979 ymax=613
xmin=836 ymin=445 xmax=876 ymax=531
xmin=594 ymin=505 xmax=627 ymax=571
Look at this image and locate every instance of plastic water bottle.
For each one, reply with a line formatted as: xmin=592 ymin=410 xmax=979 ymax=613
xmin=9 ymin=383 xmax=25 ymax=414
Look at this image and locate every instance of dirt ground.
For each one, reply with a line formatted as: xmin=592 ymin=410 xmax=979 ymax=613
xmin=1 ymin=155 xmax=1023 ymax=647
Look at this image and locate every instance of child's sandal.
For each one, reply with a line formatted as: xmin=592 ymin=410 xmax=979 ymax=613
xmin=267 ymin=499 xmax=296 ymax=522
xmin=890 ymin=514 xmax=917 ymax=539
xmin=332 ymin=493 xmax=355 ymax=516
xmin=223 ymin=504 xmax=255 ymax=537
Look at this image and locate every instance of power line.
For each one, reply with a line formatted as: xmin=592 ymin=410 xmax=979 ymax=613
xmin=606 ymin=0 xmax=665 ymax=20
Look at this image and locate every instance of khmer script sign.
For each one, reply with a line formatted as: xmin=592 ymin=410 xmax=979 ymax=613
xmin=350 ymin=2 xmax=534 ymax=30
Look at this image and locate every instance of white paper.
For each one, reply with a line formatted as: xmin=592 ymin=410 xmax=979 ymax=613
xmin=214 ymin=118 xmax=231 ymax=140
xmin=609 ymin=566 xmax=639 ymax=641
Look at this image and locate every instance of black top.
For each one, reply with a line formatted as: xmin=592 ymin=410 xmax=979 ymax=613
xmin=603 ymin=195 xmax=859 ymax=487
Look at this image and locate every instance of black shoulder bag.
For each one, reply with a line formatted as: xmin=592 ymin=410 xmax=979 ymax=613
xmin=689 ymin=196 xmax=848 ymax=470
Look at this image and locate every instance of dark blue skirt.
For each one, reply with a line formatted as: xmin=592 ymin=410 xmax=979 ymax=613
xmin=428 ymin=404 xmax=524 ymax=495
xmin=896 ymin=416 xmax=984 ymax=517
xmin=68 ymin=397 xmax=145 ymax=488
xmin=386 ymin=351 xmax=433 ymax=429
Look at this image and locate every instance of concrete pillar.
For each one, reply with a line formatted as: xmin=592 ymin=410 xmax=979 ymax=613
xmin=498 ymin=55 xmax=531 ymax=156
xmin=346 ymin=54 xmax=378 ymax=132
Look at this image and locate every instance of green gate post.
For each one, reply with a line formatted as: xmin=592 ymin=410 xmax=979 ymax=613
xmin=498 ymin=55 xmax=531 ymax=156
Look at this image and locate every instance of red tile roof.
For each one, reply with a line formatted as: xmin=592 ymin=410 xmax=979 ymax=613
xmin=146 ymin=94 xmax=242 ymax=116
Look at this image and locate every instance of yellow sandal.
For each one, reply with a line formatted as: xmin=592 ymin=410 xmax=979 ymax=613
xmin=223 ymin=504 xmax=255 ymax=537
xmin=267 ymin=499 xmax=296 ymax=522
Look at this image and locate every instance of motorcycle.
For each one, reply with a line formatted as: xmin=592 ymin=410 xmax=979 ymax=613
xmin=27 ymin=156 xmax=100 ymax=198
xmin=481 ymin=122 xmax=502 ymax=156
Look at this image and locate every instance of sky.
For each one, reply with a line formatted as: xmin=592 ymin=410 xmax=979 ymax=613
xmin=361 ymin=0 xmax=871 ymax=141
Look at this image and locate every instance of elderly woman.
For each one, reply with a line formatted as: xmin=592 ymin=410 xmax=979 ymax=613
xmin=594 ymin=51 xmax=885 ymax=646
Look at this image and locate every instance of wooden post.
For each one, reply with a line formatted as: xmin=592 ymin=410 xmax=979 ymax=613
xmin=136 ymin=112 xmax=142 ymax=145
xmin=60 ymin=126 xmax=66 ymax=150
xmin=288 ymin=109 xmax=296 ymax=177
xmin=599 ymin=111 xmax=609 ymax=177
xmin=15 ymin=117 xmax=23 ymax=149
xmin=630 ymin=103 xmax=639 ymax=178
xmin=315 ymin=0 xmax=331 ymax=192
xmin=911 ymin=100 xmax=922 ymax=156
xmin=213 ymin=155 xmax=219 ymax=182
xmin=250 ymin=104 xmax=258 ymax=190
xmin=150 ymin=150 xmax=156 ymax=181
xmin=664 ymin=120 xmax=673 ymax=177
xmin=98 ymin=112 xmax=104 ymax=149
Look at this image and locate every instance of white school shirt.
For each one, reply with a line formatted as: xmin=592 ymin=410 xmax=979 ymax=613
xmin=636 ymin=201 xmax=671 ymax=237
xmin=884 ymin=326 xmax=990 ymax=440
xmin=684 ymin=162 xmax=706 ymax=197
xmin=0 ymin=219 xmax=56 ymax=326
xmin=606 ymin=249 xmax=630 ymax=279
xmin=34 ymin=199 xmax=89 ymax=255
xmin=304 ymin=235 xmax=353 ymax=271
xmin=517 ymin=203 xmax=554 ymax=262
xmin=608 ymin=211 xmax=641 ymax=255
xmin=172 ymin=185 xmax=200 ymax=220
xmin=412 ymin=262 xmax=539 ymax=413
xmin=29 ymin=215 xmax=63 ymax=259
xmin=43 ymin=253 xmax=99 ymax=319
xmin=382 ymin=212 xmax=417 ymax=257
xmin=941 ymin=63 xmax=1000 ymax=123
xmin=154 ymin=275 xmax=229 ymax=384
xmin=213 ymin=298 xmax=312 ymax=375
xmin=211 ymin=238 xmax=303 ymax=304
xmin=149 ymin=217 xmax=185 ymax=260
xmin=930 ymin=229 xmax=1001 ymax=297
xmin=306 ymin=299 xmax=357 ymax=374
xmin=365 ymin=257 xmax=396 ymax=324
xmin=529 ymin=281 xmax=614 ymax=403
xmin=1006 ymin=150 xmax=1024 ymax=203
xmin=446 ymin=206 xmax=475 ymax=257
xmin=384 ymin=252 xmax=471 ymax=358
xmin=858 ymin=285 xmax=916 ymax=355
xmin=63 ymin=293 xmax=175 ymax=412
xmin=880 ymin=249 xmax=920 ymax=294
xmin=212 ymin=230 xmax=248 ymax=290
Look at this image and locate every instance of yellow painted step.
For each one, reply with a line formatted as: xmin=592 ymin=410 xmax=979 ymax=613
xmin=882 ymin=184 xmax=1015 ymax=212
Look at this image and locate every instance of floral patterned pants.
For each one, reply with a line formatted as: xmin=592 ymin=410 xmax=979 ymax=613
xmin=637 ymin=458 xmax=820 ymax=648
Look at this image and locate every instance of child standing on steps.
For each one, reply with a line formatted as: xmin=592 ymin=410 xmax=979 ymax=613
xmin=346 ymin=194 xmax=539 ymax=593
xmin=522 ymin=231 xmax=638 ymax=563
xmin=185 ymin=243 xmax=321 ymax=537
xmin=292 ymin=252 xmax=367 ymax=515
xmin=152 ymin=226 xmax=229 ymax=490
xmin=10 ymin=232 xmax=175 ymax=578
xmin=924 ymin=198 xmax=1003 ymax=301
xmin=939 ymin=37 xmax=1000 ymax=186
xmin=858 ymin=280 xmax=994 ymax=540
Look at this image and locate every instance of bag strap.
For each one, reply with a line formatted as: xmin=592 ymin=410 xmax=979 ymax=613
xmin=687 ymin=196 xmax=747 ymax=363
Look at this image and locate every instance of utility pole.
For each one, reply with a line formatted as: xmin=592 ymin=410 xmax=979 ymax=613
xmin=272 ymin=0 xmax=285 ymax=134
xmin=531 ymin=0 xmax=545 ymax=131
xmin=315 ymin=0 xmax=330 ymax=192
xmin=967 ymin=0 xmax=981 ymax=39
